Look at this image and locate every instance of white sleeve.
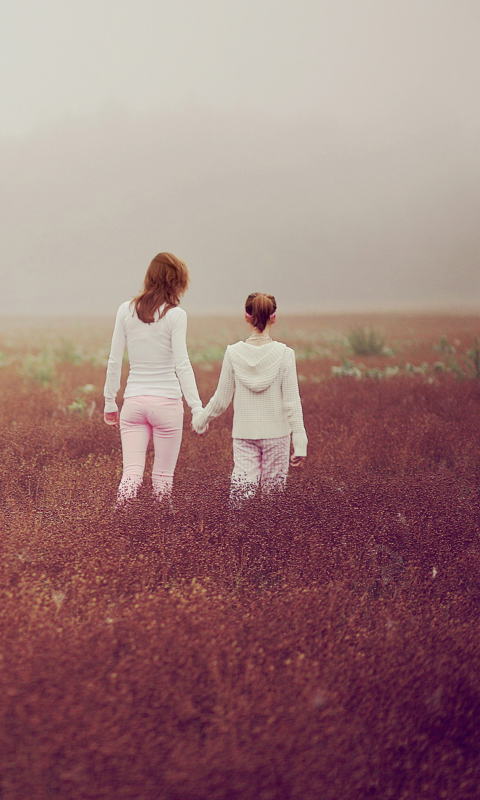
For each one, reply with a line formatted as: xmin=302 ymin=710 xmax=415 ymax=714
xmin=170 ymin=309 xmax=202 ymax=415
xmin=104 ymin=305 xmax=127 ymax=413
xmin=282 ymin=349 xmax=308 ymax=457
xmin=192 ymin=347 xmax=235 ymax=433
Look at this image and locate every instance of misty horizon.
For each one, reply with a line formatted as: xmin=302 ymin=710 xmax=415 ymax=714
xmin=1 ymin=0 xmax=478 ymax=316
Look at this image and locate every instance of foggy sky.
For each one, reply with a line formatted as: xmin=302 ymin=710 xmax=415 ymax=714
xmin=0 ymin=0 xmax=479 ymax=314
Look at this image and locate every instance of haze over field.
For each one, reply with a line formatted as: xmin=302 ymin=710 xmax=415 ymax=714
xmin=0 ymin=0 xmax=479 ymax=315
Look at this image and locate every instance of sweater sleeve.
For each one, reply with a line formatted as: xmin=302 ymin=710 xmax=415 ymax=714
xmin=282 ymin=348 xmax=308 ymax=457
xmin=103 ymin=304 xmax=127 ymax=413
xmin=170 ymin=309 xmax=202 ymax=416
xmin=191 ymin=347 xmax=235 ymax=433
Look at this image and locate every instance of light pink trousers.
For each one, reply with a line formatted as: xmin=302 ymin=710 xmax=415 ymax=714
xmin=118 ymin=396 xmax=183 ymax=502
xmin=231 ymin=435 xmax=290 ymax=501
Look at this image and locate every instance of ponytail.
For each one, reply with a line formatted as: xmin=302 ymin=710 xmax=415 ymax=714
xmin=245 ymin=293 xmax=277 ymax=333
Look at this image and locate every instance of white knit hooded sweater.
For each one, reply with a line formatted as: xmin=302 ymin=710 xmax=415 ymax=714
xmin=192 ymin=341 xmax=308 ymax=457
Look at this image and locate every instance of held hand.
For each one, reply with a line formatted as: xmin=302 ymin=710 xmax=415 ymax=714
xmin=191 ymin=421 xmax=209 ymax=435
xmin=290 ymin=454 xmax=305 ymax=469
xmin=104 ymin=411 xmax=119 ymax=427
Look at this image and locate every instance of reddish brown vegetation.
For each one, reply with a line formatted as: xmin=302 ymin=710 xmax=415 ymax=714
xmin=0 ymin=314 xmax=479 ymax=799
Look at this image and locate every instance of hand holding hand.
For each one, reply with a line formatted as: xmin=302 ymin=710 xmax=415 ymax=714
xmin=104 ymin=411 xmax=119 ymax=427
xmin=290 ymin=454 xmax=305 ymax=469
xmin=191 ymin=421 xmax=209 ymax=435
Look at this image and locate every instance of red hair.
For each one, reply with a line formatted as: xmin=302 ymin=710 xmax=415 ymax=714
xmin=133 ymin=253 xmax=190 ymax=324
xmin=245 ymin=293 xmax=277 ymax=333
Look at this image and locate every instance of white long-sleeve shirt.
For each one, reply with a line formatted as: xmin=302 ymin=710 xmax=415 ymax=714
xmin=192 ymin=341 xmax=308 ymax=457
xmin=103 ymin=301 xmax=202 ymax=416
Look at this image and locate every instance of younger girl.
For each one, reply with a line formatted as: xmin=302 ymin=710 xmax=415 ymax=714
xmin=192 ymin=293 xmax=307 ymax=499
xmin=104 ymin=252 xmax=203 ymax=502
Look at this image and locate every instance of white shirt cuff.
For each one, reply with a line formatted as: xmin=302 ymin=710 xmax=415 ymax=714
xmin=104 ymin=399 xmax=119 ymax=414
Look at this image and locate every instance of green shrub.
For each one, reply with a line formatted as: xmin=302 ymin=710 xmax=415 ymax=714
xmin=465 ymin=337 xmax=480 ymax=379
xmin=54 ymin=339 xmax=84 ymax=364
xmin=433 ymin=335 xmax=456 ymax=354
xmin=433 ymin=336 xmax=480 ymax=380
xmin=19 ymin=350 xmax=57 ymax=387
xmin=347 ymin=327 xmax=386 ymax=356
xmin=190 ymin=345 xmax=227 ymax=363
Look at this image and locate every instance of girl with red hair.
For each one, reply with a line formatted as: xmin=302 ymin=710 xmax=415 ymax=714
xmin=104 ymin=252 xmax=203 ymax=502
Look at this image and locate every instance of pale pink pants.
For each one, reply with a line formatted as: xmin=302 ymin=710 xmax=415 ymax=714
xmin=230 ymin=435 xmax=290 ymax=501
xmin=118 ymin=396 xmax=183 ymax=502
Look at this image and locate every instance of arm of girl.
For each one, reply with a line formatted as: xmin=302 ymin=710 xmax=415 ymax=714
xmin=290 ymin=454 xmax=305 ymax=468
xmin=170 ymin=309 xmax=203 ymax=419
xmin=282 ymin=348 xmax=308 ymax=460
xmin=192 ymin=347 xmax=235 ymax=434
xmin=103 ymin=304 xmax=127 ymax=422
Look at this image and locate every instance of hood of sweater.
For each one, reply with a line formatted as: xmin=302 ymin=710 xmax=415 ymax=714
xmin=228 ymin=341 xmax=288 ymax=392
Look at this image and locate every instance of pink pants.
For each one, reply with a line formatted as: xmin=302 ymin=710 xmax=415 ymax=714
xmin=118 ymin=396 xmax=183 ymax=502
xmin=231 ymin=435 xmax=290 ymax=501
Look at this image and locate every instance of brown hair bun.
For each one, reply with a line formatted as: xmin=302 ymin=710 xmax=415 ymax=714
xmin=245 ymin=293 xmax=277 ymax=333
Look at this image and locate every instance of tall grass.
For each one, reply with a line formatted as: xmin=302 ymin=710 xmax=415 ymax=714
xmin=0 ymin=315 xmax=479 ymax=799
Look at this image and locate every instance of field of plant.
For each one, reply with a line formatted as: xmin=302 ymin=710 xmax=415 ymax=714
xmin=0 ymin=312 xmax=479 ymax=800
